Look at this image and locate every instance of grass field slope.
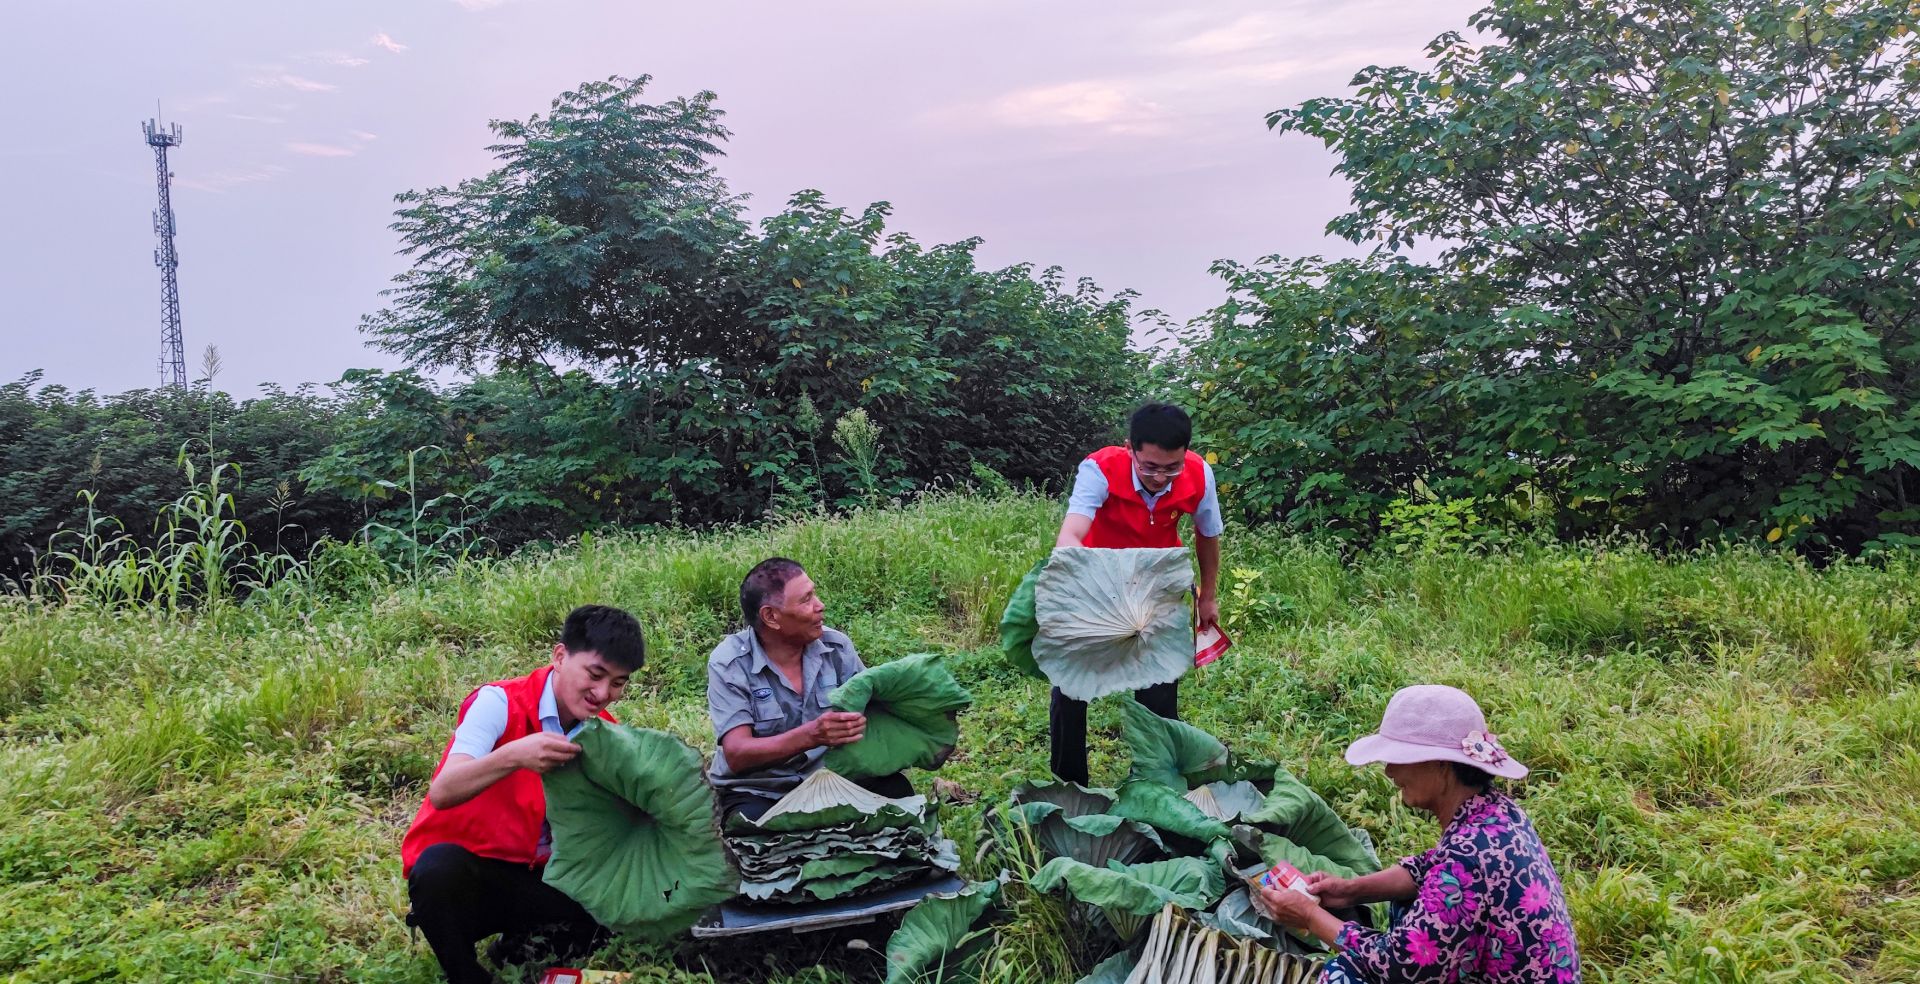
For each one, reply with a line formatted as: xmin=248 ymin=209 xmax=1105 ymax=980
xmin=1 ymin=495 xmax=1915 ymax=983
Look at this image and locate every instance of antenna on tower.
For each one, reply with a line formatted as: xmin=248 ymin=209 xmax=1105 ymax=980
xmin=143 ymin=109 xmax=186 ymax=390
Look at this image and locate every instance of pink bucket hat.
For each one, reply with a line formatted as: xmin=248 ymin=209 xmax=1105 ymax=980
xmin=1345 ymin=685 xmax=1528 ymax=780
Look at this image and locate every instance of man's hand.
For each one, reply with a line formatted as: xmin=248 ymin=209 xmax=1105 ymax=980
xmin=1195 ymin=592 xmax=1221 ymax=632
xmin=809 ymin=711 xmax=868 ymax=747
xmin=506 ymin=732 xmax=581 ymax=774
xmin=1303 ymin=871 xmax=1362 ymax=910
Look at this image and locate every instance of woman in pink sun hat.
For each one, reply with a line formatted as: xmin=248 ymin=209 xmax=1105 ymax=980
xmin=1256 ymin=685 xmax=1582 ymax=983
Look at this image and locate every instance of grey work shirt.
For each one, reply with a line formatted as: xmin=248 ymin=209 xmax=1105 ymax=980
xmin=705 ymin=625 xmax=865 ymax=802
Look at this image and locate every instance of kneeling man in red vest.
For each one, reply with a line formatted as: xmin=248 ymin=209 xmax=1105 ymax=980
xmin=401 ymin=604 xmax=646 ymax=984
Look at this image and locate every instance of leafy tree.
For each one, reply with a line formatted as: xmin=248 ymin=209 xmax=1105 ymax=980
xmin=1180 ymin=256 xmax=1496 ymax=532
xmin=1195 ymin=0 xmax=1920 ymax=549
xmin=364 ymin=75 xmax=749 ymax=372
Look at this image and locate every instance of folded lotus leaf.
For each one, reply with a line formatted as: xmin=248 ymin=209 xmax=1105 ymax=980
xmin=1032 ymin=547 xmax=1194 ymax=701
xmin=739 ymin=871 xmax=806 ymax=900
xmin=1195 ymin=885 xmax=1275 ymax=941
xmin=1000 ymin=780 xmax=1160 ymax=866
xmin=541 ymin=719 xmax=737 ymax=939
xmin=799 ymin=853 xmax=889 ymax=880
xmin=1111 ymin=779 xmax=1231 ymax=846
xmin=885 ymin=878 xmax=1003 ymax=984
xmin=804 ymin=861 xmax=930 ymax=900
xmin=825 ymin=652 xmax=972 ymax=777
xmin=731 ymin=768 xmax=928 ymax=833
xmin=1244 ymin=768 xmax=1379 ymax=875
xmin=998 ymin=557 xmax=1048 ymax=680
xmin=1031 ymin=855 xmax=1224 ymax=938
xmin=1121 ymin=698 xmax=1229 ymax=789
xmin=1185 ymin=780 xmax=1267 ymax=823
xmin=734 ymin=825 xmax=937 ymax=865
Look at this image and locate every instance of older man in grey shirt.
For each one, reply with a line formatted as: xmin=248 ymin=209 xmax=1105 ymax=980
xmin=707 ymin=557 xmax=915 ymax=820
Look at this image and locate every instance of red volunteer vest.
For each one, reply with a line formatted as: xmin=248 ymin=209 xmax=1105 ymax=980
xmin=1080 ymin=445 xmax=1208 ymax=549
xmin=400 ymin=665 xmax=617 ymax=876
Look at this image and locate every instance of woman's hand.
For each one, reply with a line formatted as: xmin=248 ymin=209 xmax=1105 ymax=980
xmin=1304 ymin=871 xmax=1362 ymax=909
xmin=1255 ymin=882 xmax=1325 ymax=930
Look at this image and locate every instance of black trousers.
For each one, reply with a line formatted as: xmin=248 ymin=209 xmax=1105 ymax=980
xmin=1049 ymin=681 xmax=1179 ymax=786
xmin=408 ymin=842 xmax=609 ymax=984
xmin=720 ymin=770 xmax=916 ymax=822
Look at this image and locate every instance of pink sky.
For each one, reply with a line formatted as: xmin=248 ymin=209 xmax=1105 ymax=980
xmin=0 ymin=0 xmax=1482 ymax=394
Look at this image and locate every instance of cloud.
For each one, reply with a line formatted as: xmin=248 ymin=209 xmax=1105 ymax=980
xmin=251 ymin=73 xmax=338 ymax=93
xmin=177 ymin=163 xmax=289 ymax=193
xmin=286 ymin=141 xmax=357 ymax=158
xmin=451 ymin=0 xmax=511 ymax=10
xmin=284 ymin=131 xmax=378 ymax=159
xmin=1170 ymin=14 xmax=1282 ymax=56
xmin=370 ymin=33 xmax=408 ymax=54
xmin=228 ymin=113 xmax=287 ymax=125
xmin=1223 ymin=46 xmax=1423 ymax=83
xmin=306 ymin=51 xmax=371 ymax=68
xmin=988 ymin=81 xmax=1167 ymax=135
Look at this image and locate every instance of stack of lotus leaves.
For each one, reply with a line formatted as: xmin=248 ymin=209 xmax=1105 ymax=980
xmin=728 ymin=768 xmax=960 ymax=904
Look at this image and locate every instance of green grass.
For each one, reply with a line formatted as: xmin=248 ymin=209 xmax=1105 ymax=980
xmin=2 ymin=493 xmax=1916 ymax=982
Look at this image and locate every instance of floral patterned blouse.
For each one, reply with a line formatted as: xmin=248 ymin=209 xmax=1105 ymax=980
xmin=1322 ymin=789 xmax=1581 ymax=984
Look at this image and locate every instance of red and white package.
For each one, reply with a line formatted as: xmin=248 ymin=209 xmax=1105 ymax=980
xmin=1194 ymin=624 xmax=1232 ymax=667
xmin=1258 ymin=860 xmax=1317 ymax=900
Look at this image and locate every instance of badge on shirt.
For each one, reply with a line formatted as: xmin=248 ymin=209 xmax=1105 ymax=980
xmin=752 ymin=687 xmax=774 ymax=700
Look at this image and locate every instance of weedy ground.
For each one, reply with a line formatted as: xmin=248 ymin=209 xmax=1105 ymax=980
xmin=1 ymin=495 xmax=1915 ymax=983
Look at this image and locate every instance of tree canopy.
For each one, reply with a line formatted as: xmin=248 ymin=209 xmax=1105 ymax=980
xmin=1187 ymin=0 xmax=1920 ymax=550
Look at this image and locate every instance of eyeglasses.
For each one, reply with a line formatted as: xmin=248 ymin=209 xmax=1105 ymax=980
xmin=1132 ymin=451 xmax=1185 ymax=477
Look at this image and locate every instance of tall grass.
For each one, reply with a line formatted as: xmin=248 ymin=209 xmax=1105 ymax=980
xmin=0 ymin=494 xmax=1915 ymax=982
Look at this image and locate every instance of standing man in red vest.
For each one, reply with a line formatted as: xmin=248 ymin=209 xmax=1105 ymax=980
xmin=1050 ymin=403 xmax=1222 ymax=785
xmin=401 ymin=604 xmax=646 ymax=984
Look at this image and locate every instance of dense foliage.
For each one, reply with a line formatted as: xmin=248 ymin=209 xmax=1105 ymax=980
xmin=0 ymin=372 xmax=358 ymax=585
xmin=3 ymin=78 xmax=1143 ymax=585
xmin=350 ymin=74 xmax=1142 ymax=532
xmin=1182 ymin=0 xmax=1920 ymax=551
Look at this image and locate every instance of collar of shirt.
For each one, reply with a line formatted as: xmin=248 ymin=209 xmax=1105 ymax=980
xmin=744 ymin=627 xmax=832 ymax=694
xmin=537 ymin=672 xmax=589 ymax=739
xmin=1132 ymin=464 xmax=1167 ymax=508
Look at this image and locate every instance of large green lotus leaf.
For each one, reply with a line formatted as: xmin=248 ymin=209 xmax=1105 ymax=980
xmin=542 ymin=719 xmax=736 ymax=939
xmin=1185 ymin=780 xmax=1267 ymax=823
xmin=1000 ymin=780 xmax=1161 ymax=867
xmin=1008 ymin=778 xmax=1118 ymax=818
xmin=1121 ymin=697 xmax=1229 ymax=789
xmin=731 ymin=768 xmax=928 ymax=833
xmin=1031 ymin=855 xmax=1224 ymax=938
xmin=998 ymin=557 xmax=1048 ymax=680
xmin=885 ymin=878 xmax=1003 ymax=984
xmin=825 ymin=653 xmax=973 ymax=777
xmin=1111 ymin=779 xmax=1231 ymax=846
xmin=1032 ymin=547 xmax=1194 ymax=701
xmin=1232 ymin=823 xmax=1362 ymax=880
xmin=1244 ymin=768 xmax=1379 ymax=875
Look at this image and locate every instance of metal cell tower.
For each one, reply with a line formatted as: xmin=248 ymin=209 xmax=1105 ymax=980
xmin=143 ymin=116 xmax=186 ymax=389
